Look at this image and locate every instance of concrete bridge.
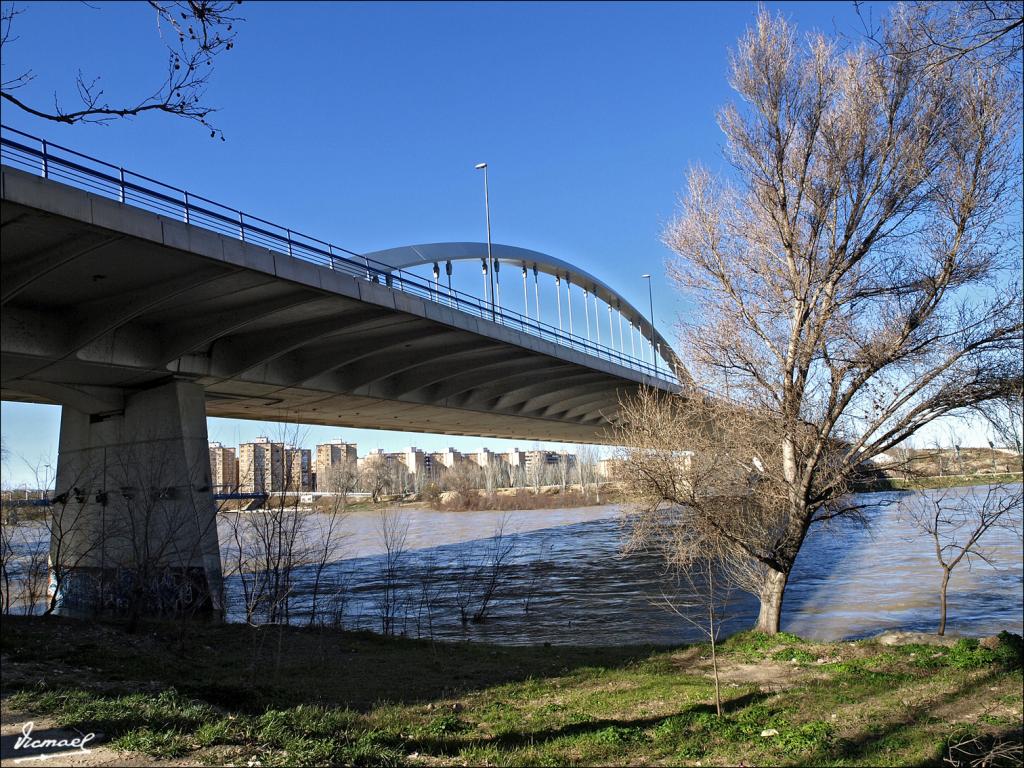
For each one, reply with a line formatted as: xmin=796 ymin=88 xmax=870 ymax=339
xmin=0 ymin=126 xmax=684 ymax=617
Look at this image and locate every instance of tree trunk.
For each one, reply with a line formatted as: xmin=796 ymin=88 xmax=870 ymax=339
xmin=709 ymin=603 xmax=722 ymax=716
xmin=938 ymin=568 xmax=949 ymax=636
xmin=755 ymin=568 xmax=788 ymax=635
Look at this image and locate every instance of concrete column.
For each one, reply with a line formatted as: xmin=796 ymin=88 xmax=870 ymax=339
xmin=50 ymin=379 xmax=223 ymax=618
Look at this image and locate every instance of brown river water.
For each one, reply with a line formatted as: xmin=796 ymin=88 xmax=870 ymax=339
xmin=219 ymin=485 xmax=1023 ymax=645
xmin=6 ymin=486 xmax=1020 ymax=644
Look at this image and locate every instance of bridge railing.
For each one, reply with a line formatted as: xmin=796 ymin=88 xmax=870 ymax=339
xmin=1 ymin=125 xmax=677 ymax=384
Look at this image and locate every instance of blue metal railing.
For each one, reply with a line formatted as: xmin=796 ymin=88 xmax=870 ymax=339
xmin=0 ymin=125 xmax=678 ymax=383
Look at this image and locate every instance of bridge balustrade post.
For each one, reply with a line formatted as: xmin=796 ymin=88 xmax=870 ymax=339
xmin=522 ymin=264 xmax=529 ymax=320
xmin=41 ymin=139 xmax=48 ymax=179
xmin=566 ymin=277 xmax=573 ymax=336
xmin=119 ymin=168 xmax=126 ymax=204
xmin=555 ymin=275 xmax=562 ymax=332
xmin=584 ymin=288 xmax=591 ymax=341
xmin=533 ymin=265 xmax=541 ymax=324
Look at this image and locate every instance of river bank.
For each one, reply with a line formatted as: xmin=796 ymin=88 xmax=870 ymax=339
xmin=1 ymin=616 xmax=1021 ymax=766
xmin=853 ymin=472 xmax=1023 ymax=493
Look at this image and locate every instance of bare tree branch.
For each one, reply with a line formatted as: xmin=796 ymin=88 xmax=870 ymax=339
xmin=0 ymin=1 xmax=242 ymax=138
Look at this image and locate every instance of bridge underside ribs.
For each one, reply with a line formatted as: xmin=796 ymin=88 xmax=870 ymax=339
xmin=2 ymin=164 xmax=678 ymax=443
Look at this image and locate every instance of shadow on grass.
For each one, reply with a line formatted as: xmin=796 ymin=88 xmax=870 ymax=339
xmin=0 ymin=615 xmax=679 ymax=712
xmin=386 ymin=691 xmax=769 ymax=757
xmin=805 ymin=667 xmax=1009 ymax=766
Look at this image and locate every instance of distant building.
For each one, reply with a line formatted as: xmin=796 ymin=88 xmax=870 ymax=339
xmin=431 ymin=447 xmax=464 ymax=470
xmin=524 ymin=450 xmax=561 ymax=470
xmin=208 ymin=442 xmax=238 ymax=492
xmin=398 ymin=447 xmax=427 ymax=477
xmin=504 ymin=447 xmax=527 ymax=469
xmin=239 ymin=437 xmax=285 ymax=493
xmin=469 ymin=447 xmax=505 ymax=469
xmin=358 ymin=448 xmax=390 ymax=471
xmin=285 ymin=446 xmax=311 ymax=492
xmin=315 ymin=440 xmax=358 ymax=491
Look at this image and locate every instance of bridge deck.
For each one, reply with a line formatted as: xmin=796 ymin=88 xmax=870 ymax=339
xmin=2 ymin=164 xmax=678 ymax=442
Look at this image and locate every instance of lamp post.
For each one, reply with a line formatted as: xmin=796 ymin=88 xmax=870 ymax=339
xmin=642 ymin=274 xmax=657 ymax=373
xmin=474 ymin=162 xmax=495 ymax=320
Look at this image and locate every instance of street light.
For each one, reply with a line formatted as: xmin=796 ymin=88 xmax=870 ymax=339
xmin=475 ymin=162 xmax=495 ymax=320
xmin=642 ymin=274 xmax=657 ymax=373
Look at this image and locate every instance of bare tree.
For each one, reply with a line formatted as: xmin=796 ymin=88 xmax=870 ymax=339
xmin=554 ymin=450 xmax=571 ymax=493
xmin=452 ymin=515 xmax=517 ymax=625
xmin=42 ymin=463 xmax=103 ymax=617
xmin=1 ymin=1 xmax=242 ymax=138
xmin=661 ymin=561 xmax=730 ymax=717
xmin=521 ymin=535 xmax=551 ymax=616
xmin=975 ymin=393 xmax=1024 ymax=456
xmin=222 ymin=492 xmax=348 ymax=627
xmin=304 ymin=499 xmax=349 ymax=628
xmin=100 ymin=436 xmax=222 ymax=631
xmin=576 ymin=445 xmax=601 ymax=502
xmin=900 ymin=483 xmax=1022 ymax=635
xmin=526 ymin=447 xmax=548 ymax=493
xmin=320 ymin=462 xmax=359 ymax=507
xmin=374 ymin=508 xmax=409 ymax=636
xmin=617 ymin=390 xmax=780 ymax=627
xmin=471 ymin=515 xmax=516 ymax=623
xmin=0 ymin=515 xmax=47 ymax=615
xmin=858 ymin=1 xmax=1022 ymax=78
xmin=481 ymin=460 xmax=506 ymax=497
xmin=444 ymin=462 xmax=482 ymax=508
xmin=619 ymin=9 xmax=1023 ymax=634
xmin=360 ymin=456 xmax=392 ymax=503
xmin=412 ymin=552 xmax=446 ymax=641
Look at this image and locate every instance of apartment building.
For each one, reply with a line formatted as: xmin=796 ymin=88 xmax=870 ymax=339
xmin=430 ymin=447 xmax=465 ymax=471
xmin=398 ymin=447 xmax=427 ymax=477
xmin=315 ymin=440 xmax=358 ymax=492
xmin=208 ymin=442 xmax=238 ymax=492
xmin=238 ymin=437 xmax=285 ymax=493
xmin=285 ymin=446 xmax=312 ymax=492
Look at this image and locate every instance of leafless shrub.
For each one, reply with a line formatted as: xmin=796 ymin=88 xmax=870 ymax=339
xmin=944 ymin=725 xmax=1023 ymax=767
xmin=453 ymin=515 xmax=516 ymax=625
xmin=471 ymin=516 xmax=516 ymax=624
xmin=616 ymin=388 xmax=799 ymax=631
xmin=443 ymin=463 xmax=483 ymax=506
xmin=222 ymin=496 xmax=348 ymax=626
xmin=521 ymin=536 xmax=551 ymax=616
xmin=412 ymin=553 xmax=446 ymax=642
xmin=375 ymin=508 xmax=410 ymax=636
xmin=900 ymin=483 xmax=1023 ymax=635
xmin=655 ymin=549 xmax=734 ymax=716
xmin=0 ymin=518 xmax=47 ymax=615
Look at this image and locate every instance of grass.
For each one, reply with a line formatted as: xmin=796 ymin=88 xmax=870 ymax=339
xmin=1 ymin=617 xmax=1021 ymax=766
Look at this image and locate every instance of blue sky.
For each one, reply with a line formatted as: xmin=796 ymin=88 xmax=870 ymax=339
xmin=5 ymin=0 xmax=993 ymax=486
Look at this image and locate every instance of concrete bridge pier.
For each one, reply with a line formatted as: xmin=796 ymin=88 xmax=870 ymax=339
xmin=50 ymin=379 xmax=223 ymax=619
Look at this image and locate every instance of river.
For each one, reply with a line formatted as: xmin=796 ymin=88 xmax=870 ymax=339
xmin=220 ymin=485 xmax=1023 ymax=645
